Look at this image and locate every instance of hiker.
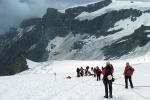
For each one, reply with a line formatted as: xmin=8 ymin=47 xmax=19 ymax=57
xmin=80 ymin=67 xmax=84 ymax=77
xmin=85 ymin=66 xmax=90 ymax=76
xmin=76 ymin=67 xmax=80 ymax=77
xmin=103 ymin=62 xmax=114 ymax=98
xmin=124 ymin=62 xmax=134 ymax=89
xmin=96 ymin=66 xmax=102 ymax=81
xmin=91 ymin=67 xmax=94 ymax=75
xmin=93 ymin=67 xmax=97 ymax=77
xmin=91 ymin=67 xmax=94 ymax=71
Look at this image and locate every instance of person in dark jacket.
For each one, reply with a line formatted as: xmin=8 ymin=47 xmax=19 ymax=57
xmin=76 ymin=67 xmax=80 ymax=77
xmin=80 ymin=67 xmax=84 ymax=77
xmin=103 ymin=62 xmax=114 ymax=98
xmin=124 ymin=62 xmax=134 ymax=89
xmin=93 ymin=67 xmax=97 ymax=77
xmin=85 ymin=66 xmax=90 ymax=76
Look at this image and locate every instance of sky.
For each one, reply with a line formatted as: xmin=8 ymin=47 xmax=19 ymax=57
xmin=0 ymin=0 xmax=149 ymax=34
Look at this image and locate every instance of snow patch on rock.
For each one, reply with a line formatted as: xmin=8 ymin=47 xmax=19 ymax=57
xmin=108 ymin=13 xmax=150 ymax=40
xmin=76 ymin=0 xmax=150 ymax=21
xmin=17 ymin=28 xmax=24 ymax=38
xmin=147 ymin=34 xmax=150 ymax=38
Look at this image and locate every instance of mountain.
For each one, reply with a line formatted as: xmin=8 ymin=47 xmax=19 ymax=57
xmin=1 ymin=0 xmax=150 ymax=75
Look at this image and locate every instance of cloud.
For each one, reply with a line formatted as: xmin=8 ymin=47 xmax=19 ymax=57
xmin=2 ymin=0 xmax=148 ymax=34
xmin=0 ymin=0 xmax=100 ymax=34
xmin=0 ymin=0 xmax=84 ymax=34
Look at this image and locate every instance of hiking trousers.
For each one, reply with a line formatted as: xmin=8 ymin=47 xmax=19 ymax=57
xmin=97 ymin=74 xmax=101 ymax=81
xmin=103 ymin=80 xmax=112 ymax=97
xmin=125 ymin=75 xmax=134 ymax=88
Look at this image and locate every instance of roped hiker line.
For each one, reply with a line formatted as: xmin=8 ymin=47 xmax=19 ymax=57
xmin=67 ymin=74 xmax=150 ymax=88
xmin=66 ymin=74 xmax=150 ymax=88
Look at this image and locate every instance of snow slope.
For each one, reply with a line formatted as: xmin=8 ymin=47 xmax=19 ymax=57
xmin=46 ymin=33 xmax=107 ymax=60
xmin=0 ymin=57 xmax=150 ymax=100
xmin=75 ymin=0 xmax=150 ymax=21
xmin=45 ymin=0 xmax=150 ymax=60
xmin=59 ymin=0 xmax=104 ymax=13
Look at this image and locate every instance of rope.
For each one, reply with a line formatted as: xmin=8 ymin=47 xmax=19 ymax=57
xmin=132 ymin=89 xmax=150 ymax=100
xmin=113 ymin=83 xmax=150 ymax=88
xmin=113 ymin=75 xmax=150 ymax=88
xmin=63 ymin=71 xmax=150 ymax=100
xmin=64 ymin=74 xmax=150 ymax=100
xmin=83 ymin=80 xmax=150 ymax=99
xmin=84 ymin=81 xmax=104 ymax=87
xmin=113 ymin=82 xmax=150 ymax=99
xmin=134 ymin=86 xmax=150 ymax=88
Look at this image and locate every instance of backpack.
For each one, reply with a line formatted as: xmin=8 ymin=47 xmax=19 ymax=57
xmin=66 ymin=76 xmax=72 ymax=79
xmin=126 ymin=67 xmax=134 ymax=76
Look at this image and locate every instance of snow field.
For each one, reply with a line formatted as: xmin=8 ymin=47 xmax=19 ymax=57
xmin=0 ymin=57 xmax=150 ymax=100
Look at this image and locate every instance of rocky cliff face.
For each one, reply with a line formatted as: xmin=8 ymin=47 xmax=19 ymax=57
xmin=1 ymin=0 xmax=150 ymax=75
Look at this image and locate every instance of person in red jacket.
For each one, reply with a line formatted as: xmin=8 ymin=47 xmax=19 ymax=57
xmin=96 ymin=66 xmax=102 ymax=81
xmin=103 ymin=62 xmax=114 ymax=98
xmin=124 ymin=62 xmax=134 ymax=89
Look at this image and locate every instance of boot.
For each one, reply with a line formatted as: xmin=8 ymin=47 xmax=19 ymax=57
xmin=104 ymin=96 xmax=108 ymax=98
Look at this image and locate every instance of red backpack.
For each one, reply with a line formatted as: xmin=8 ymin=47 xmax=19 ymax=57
xmin=126 ymin=67 xmax=134 ymax=76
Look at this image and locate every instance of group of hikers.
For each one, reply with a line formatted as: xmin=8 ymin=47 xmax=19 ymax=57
xmin=76 ymin=66 xmax=103 ymax=81
xmin=76 ymin=62 xmax=135 ymax=99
